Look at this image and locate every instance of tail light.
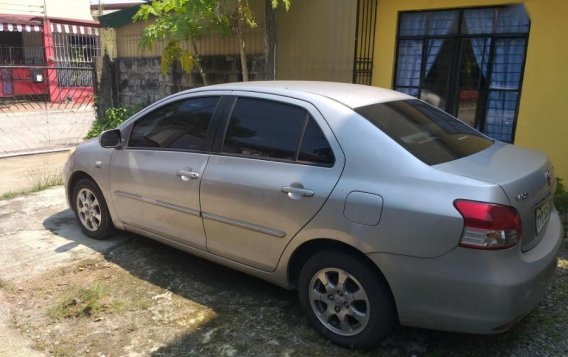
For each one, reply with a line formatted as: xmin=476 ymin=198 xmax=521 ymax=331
xmin=453 ymin=200 xmax=522 ymax=250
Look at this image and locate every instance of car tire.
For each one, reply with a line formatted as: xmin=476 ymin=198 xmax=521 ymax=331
xmin=298 ymin=250 xmax=395 ymax=349
xmin=72 ymin=178 xmax=116 ymax=240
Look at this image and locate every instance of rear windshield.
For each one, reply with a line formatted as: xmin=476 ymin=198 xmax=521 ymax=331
xmin=355 ymin=99 xmax=494 ymax=165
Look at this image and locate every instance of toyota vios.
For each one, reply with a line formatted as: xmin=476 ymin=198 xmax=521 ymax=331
xmin=64 ymin=82 xmax=563 ymax=349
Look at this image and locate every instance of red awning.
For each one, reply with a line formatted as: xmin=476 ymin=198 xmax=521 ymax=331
xmin=0 ymin=14 xmax=100 ymax=34
xmin=50 ymin=23 xmax=99 ymax=36
xmin=0 ymin=15 xmax=43 ymax=32
xmin=0 ymin=23 xmax=42 ymax=32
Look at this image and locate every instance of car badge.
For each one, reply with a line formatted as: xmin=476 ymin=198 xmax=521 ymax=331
xmin=515 ymin=192 xmax=529 ymax=201
xmin=545 ymin=170 xmax=553 ymax=187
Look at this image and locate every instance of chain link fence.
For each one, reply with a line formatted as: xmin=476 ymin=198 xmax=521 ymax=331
xmin=0 ymin=65 xmax=95 ymax=156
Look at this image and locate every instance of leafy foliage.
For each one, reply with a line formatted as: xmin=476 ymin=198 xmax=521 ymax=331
xmin=133 ymin=0 xmax=221 ymax=82
xmin=133 ymin=0 xmax=291 ymax=83
xmin=228 ymin=0 xmax=257 ymax=30
xmin=135 ymin=0 xmax=218 ymax=42
xmin=84 ymin=107 xmax=138 ymax=139
xmin=160 ymin=41 xmax=195 ymax=74
xmin=270 ymin=0 xmax=290 ymax=11
xmin=555 ymin=178 xmax=568 ymax=214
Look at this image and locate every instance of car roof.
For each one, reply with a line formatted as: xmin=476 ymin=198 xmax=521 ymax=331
xmin=190 ymin=81 xmax=413 ymax=108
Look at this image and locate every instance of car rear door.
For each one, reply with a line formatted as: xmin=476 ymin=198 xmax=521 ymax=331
xmin=109 ymin=95 xmax=224 ymax=250
xmin=200 ymin=94 xmax=344 ymax=271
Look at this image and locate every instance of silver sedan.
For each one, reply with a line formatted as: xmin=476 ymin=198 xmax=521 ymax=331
xmin=63 ymin=81 xmax=563 ymax=349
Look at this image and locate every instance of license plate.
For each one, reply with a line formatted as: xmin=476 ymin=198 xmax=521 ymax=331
xmin=535 ymin=198 xmax=551 ymax=235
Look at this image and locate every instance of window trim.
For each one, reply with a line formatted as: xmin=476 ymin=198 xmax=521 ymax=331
xmin=393 ymin=4 xmax=531 ymax=143
xmin=124 ymin=95 xmax=223 ymax=153
xmin=214 ymin=96 xmax=336 ymax=168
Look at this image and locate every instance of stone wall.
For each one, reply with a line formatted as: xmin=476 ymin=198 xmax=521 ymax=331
xmin=96 ymin=55 xmax=266 ymax=111
xmin=116 ymin=57 xmax=167 ymax=108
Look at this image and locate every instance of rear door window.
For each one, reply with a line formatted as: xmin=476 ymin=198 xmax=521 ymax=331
xmin=222 ymin=97 xmax=335 ymax=166
xmin=298 ymin=117 xmax=335 ymax=165
xmin=355 ymin=99 xmax=493 ymax=165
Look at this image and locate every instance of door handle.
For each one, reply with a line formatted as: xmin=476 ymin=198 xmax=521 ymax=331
xmin=281 ymin=185 xmax=314 ymax=199
xmin=177 ymin=169 xmax=200 ymax=181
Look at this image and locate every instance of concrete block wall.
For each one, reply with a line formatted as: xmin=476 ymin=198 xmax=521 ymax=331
xmin=102 ymin=55 xmax=266 ymax=110
xmin=116 ymin=57 xmax=168 ymax=108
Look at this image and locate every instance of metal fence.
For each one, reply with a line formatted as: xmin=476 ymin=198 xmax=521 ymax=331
xmin=0 ymin=44 xmax=46 ymax=66
xmin=0 ymin=65 xmax=95 ymax=109
xmin=0 ymin=65 xmax=96 ymax=156
xmin=353 ymin=0 xmax=378 ymax=85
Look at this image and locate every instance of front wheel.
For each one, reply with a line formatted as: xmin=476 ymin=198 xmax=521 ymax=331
xmin=298 ymin=250 xmax=395 ymax=349
xmin=72 ymin=178 xmax=115 ymax=240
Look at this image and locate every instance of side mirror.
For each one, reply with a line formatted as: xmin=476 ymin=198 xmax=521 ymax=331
xmin=100 ymin=129 xmax=122 ymax=148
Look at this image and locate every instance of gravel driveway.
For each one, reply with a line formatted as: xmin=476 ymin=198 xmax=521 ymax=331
xmin=0 ymin=187 xmax=567 ymax=356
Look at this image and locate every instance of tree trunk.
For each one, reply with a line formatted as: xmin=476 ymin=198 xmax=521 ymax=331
xmin=238 ymin=30 xmax=249 ymax=81
xmin=264 ymin=0 xmax=276 ymax=80
xmin=236 ymin=3 xmax=249 ymax=82
xmin=190 ymin=38 xmax=209 ymax=86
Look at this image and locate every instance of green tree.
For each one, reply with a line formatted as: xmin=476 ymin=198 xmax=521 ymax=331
xmin=133 ymin=0 xmax=220 ymax=85
xmin=216 ymin=0 xmax=290 ymax=81
xmin=134 ymin=0 xmax=290 ymax=84
xmin=229 ymin=0 xmax=256 ymax=81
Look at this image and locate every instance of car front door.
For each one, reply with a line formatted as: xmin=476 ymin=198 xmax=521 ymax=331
xmin=200 ymin=95 xmax=344 ymax=271
xmin=109 ymin=95 xmax=222 ymax=250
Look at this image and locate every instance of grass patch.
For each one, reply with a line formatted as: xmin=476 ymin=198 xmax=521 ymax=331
xmin=111 ymin=300 xmax=128 ymax=313
xmin=555 ymin=178 xmax=568 ymax=214
xmin=51 ymin=344 xmax=74 ymax=357
xmin=0 ymin=278 xmax=16 ymax=293
xmin=1 ymin=190 xmax=26 ymax=200
xmin=0 ymin=167 xmax=63 ymax=201
xmin=28 ymin=167 xmax=63 ymax=192
xmin=48 ymin=282 xmax=106 ymax=319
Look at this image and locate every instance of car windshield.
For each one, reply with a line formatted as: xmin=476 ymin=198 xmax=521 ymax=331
xmin=355 ymin=99 xmax=494 ymax=165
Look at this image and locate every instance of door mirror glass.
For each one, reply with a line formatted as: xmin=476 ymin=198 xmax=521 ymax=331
xmin=100 ymin=129 xmax=122 ymax=148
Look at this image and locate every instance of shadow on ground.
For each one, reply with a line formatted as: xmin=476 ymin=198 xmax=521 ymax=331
xmin=42 ymin=208 xmax=130 ymax=254
xmin=42 ymin=209 xmax=568 ymax=357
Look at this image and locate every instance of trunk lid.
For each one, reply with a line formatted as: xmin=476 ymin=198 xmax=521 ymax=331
xmin=435 ymin=142 xmax=555 ymax=251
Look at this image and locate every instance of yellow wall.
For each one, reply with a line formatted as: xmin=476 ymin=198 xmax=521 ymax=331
xmin=373 ymin=0 xmax=568 ymax=179
xmin=276 ymin=0 xmax=357 ymax=82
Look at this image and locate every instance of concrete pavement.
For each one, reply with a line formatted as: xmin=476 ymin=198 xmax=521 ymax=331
xmin=0 ymin=187 xmax=128 ymax=356
xmin=0 ymin=146 xmax=126 ymax=357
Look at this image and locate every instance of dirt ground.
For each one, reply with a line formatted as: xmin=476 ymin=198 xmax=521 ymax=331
xmin=0 ymin=151 xmax=69 ymax=194
xmin=1 ymin=187 xmax=568 ymax=356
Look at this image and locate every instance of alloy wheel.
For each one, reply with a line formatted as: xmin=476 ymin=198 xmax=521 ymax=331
xmin=309 ymin=268 xmax=370 ymax=336
xmin=76 ymin=187 xmax=102 ymax=232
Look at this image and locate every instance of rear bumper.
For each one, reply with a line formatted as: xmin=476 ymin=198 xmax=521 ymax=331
xmin=368 ymin=211 xmax=563 ymax=334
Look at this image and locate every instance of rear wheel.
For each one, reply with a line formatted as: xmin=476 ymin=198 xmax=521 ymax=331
xmin=298 ymin=250 xmax=395 ymax=349
xmin=72 ymin=178 xmax=115 ymax=240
